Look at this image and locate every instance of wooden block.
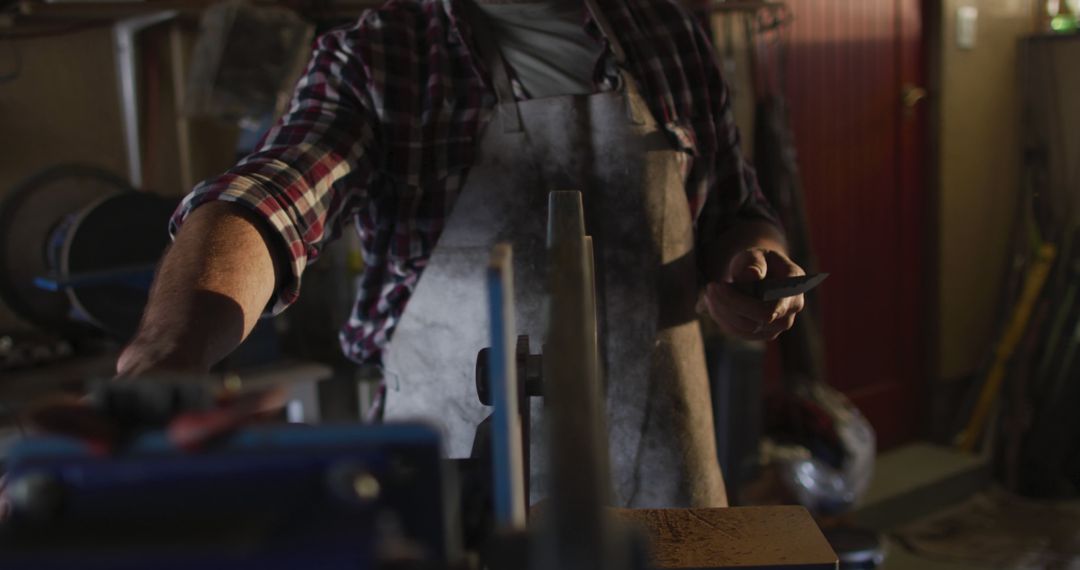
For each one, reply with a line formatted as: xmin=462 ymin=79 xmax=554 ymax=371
xmin=613 ymin=506 xmax=837 ymax=569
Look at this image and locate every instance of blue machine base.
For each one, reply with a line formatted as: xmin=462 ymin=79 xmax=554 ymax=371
xmin=0 ymin=423 xmax=452 ymax=569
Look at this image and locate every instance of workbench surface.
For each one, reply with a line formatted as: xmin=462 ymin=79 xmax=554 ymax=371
xmin=615 ymin=506 xmax=838 ymax=569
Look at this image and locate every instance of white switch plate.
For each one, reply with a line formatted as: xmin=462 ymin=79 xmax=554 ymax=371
xmin=957 ymin=6 xmax=978 ymax=50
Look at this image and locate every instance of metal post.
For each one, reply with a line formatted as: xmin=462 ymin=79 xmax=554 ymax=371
xmin=113 ymin=11 xmax=178 ymax=189
xmin=168 ymin=22 xmax=195 ymax=193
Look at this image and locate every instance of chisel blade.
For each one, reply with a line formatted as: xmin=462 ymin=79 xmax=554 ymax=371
xmin=735 ymin=273 xmax=829 ymax=302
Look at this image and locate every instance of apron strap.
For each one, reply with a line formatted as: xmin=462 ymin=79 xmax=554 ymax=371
xmin=580 ymin=0 xmax=649 ymax=124
xmin=466 ymin=0 xmax=524 ymax=132
xmin=466 ymin=0 xmax=641 ymax=129
xmin=581 ymin=0 xmax=628 ymax=68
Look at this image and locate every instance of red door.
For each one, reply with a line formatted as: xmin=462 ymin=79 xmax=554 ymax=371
xmin=780 ymin=0 xmax=928 ymax=449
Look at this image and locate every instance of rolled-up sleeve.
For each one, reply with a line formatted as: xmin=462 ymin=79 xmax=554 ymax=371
xmin=689 ymin=23 xmax=779 ymax=251
xmin=170 ymin=27 xmax=380 ymax=314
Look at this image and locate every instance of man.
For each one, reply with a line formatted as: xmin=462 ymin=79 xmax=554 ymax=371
xmin=117 ymin=0 xmax=805 ymax=508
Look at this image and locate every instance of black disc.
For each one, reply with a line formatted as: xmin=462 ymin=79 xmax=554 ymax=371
xmin=0 ymin=165 xmax=134 ymax=336
xmin=62 ymin=192 xmax=178 ymax=340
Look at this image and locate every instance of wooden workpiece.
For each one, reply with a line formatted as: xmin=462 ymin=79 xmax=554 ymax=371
xmin=614 ymin=506 xmax=838 ymax=569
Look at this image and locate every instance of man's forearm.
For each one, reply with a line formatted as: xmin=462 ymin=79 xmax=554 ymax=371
xmin=116 ymin=202 xmax=282 ymax=377
xmin=703 ymin=219 xmax=788 ymax=282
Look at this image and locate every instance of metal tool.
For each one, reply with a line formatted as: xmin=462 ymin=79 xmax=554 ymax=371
xmin=0 ymin=424 xmax=453 ymax=569
xmin=734 ymin=273 xmax=829 ymax=302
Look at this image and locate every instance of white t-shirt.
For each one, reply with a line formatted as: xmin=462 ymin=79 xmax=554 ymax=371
xmin=474 ymin=0 xmax=604 ymax=98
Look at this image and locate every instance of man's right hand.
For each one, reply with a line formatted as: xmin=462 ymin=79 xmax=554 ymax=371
xmin=0 ymin=381 xmax=287 ymax=523
xmin=700 ymin=247 xmax=806 ymax=342
xmin=0 ymin=202 xmax=286 ymax=522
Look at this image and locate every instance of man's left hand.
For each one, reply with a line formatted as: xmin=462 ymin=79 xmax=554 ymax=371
xmin=699 ymin=247 xmax=806 ymax=342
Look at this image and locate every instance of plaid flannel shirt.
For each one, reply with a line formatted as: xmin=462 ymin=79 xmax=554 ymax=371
xmin=171 ymin=0 xmax=776 ymax=365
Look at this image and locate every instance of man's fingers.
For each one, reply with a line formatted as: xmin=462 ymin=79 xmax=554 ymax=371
xmin=760 ymin=311 xmax=798 ymax=338
xmin=704 ymin=293 xmax=761 ymax=334
xmin=771 ymin=295 xmax=801 ymax=321
xmin=762 ymin=249 xmax=806 ymax=279
xmin=26 ymin=397 xmax=117 ymax=444
xmin=22 ymin=385 xmax=289 ymax=456
xmin=216 ymin=385 xmax=288 ymax=415
xmin=789 ymin=293 xmax=806 ymax=316
xmin=705 ymin=246 xmax=809 ymax=342
xmin=169 ymin=386 xmax=288 ymax=451
xmin=729 ymin=249 xmax=769 ymax=283
xmin=704 ymin=289 xmax=791 ymax=338
xmin=704 ymin=285 xmax=802 ymax=341
xmin=710 ymin=281 xmax=807 ymax=325
xmin=737 ymin=312 xmax=798 ymax=341
xmin=709 ymin=282 xmax=778 ymax=324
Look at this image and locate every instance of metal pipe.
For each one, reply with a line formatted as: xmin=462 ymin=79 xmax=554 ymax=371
xmin=113 ymin=11 xmax=178 ymax=189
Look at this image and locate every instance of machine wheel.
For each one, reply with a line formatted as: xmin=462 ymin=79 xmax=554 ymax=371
xmin=0 ymin=164 xmax=135 ymax=336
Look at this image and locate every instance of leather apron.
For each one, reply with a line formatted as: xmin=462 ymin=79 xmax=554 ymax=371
xmin=382 ymin=0 xmax=726 ymax=508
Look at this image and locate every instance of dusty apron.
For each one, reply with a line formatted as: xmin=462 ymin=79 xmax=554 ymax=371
xmin=382 ymin=0 xmax=726 ymax=508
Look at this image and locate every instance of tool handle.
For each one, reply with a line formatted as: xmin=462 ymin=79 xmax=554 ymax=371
xmin=733 ymin=273 xmax=829 ymax=302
